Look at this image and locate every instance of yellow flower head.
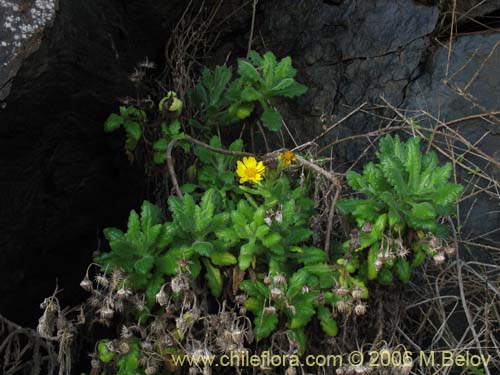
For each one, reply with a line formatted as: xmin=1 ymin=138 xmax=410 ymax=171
xmin=236 ymin=156 xmax=265 ymax=184
xmin=278 ymin=151 xmax=296 ymax=167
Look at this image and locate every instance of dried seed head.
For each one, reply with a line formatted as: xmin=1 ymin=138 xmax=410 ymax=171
xmin=374 ymin=259 xmax=384 ymax=271
xmin=275 ymin=210 xmax=283 ymax=224
xmin=239 ymin=307 xmax=247 ymax=315
xmin=433 ymin=252 xmax=446 ymax=265
xmin=301 ymin=285 xmax=310 ymax=294
xmin=117 ymin=288 xmax=131 ymax=300
xmin=171 ymin=276 xmax=188 ymax=294
xmin=361 ymin=222 xmax=372 ymax=233
xmin=397 ymin=246 xmax=410 ymax=258
xmin=80 ymin=277 xmax=93 ymax=292
xmin=156 ymin=289 xmax=168 ymax=306
xmin=399 ymin=361 xmax=413 ymax=375
xmin=285 ymin=366 xmax=297 ymax=375
xmin=95 ymin=275 xmax=109 ymax=288
xmin=429 ymin=235 xmax=440 ymax=249
xmin=354 ymin=365 xmax=368 ymax=374
xmin=235 ymin=294 xmax=247 ymax=305
xmin=119 ymin=342 xmax=130 ymax=354
xmin=271 ymin=288 xmax=283 ymax=300
xmin=121 ymin=325 xmax=132 ymax=339
xmin=336 ymin=300 xmax=350 ymax=314
xmin=91 ymin=358 xmax=100 ymax=369
xmin=273 ymin=274 xmax=287 ymax=286
xmin=287 ymin=304 xmax=296 ymax=316
xmin=336 ymin=286 xmax=351 ymax=297
xmin=351 ymin=287 xmax=363 ymax=300
xmin=336 ymin=367 xmax=346 ymax=375
xmin=231 ymin=329 xmax=245 ymax=344
xmin=263 ymin=276 xmax=272 ymax=285
xmin=444 ymin=246 xmax=455 ymax=255
xmin=99 ymin=307 xmax=114 ymax=320
xmin=354 ymin=303 xmax=367 ymax=316
xmin=145 ymin=367 xmax=157 ymax=375
xmin=263 ymin=306 xmax=277 ymax=315
xmin=189 ymin=367 xmax=199 ymax=375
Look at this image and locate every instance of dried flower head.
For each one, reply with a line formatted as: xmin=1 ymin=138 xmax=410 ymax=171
xmin=273 ymin=274 xmax=287 ymax=286
xmin=80 ymin=277 xmax=93 ymax=292
xmin=271 ymin=288 xmax=283 ymax=300
xmin=278 ymin=151 xmax=296 ymax=167
xmin=433 ymin=252 xmax=446 ymax=265
xmin=354 ymin=303 xmax=367 ymax=316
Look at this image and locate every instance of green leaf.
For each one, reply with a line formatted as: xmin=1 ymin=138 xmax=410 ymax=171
xmin=262 ymin=51 xmax=277 ymax=86
xmin=157 ymin=245 xmax=194 ymax=275
xmin=202 ymin=259 xmax=223 ymax=297
xmin=261 ymin=232 xmax=282 ymax=248
xmin=153 ymin=138 xmax=169 ymax=152
xmin=241 ymin=86 xmax=262 ymax=102
xmin=103 ymin=227 xmax=125 ymax=242
xmin=317 ymin=306 xmax=338 ymax=336
xmin=237 ymin=59 xmax=261 ymax=82
xmin=247 ymin=50 xmax=263 ymax=66
xmin=193 ymin=241 xmax=214 ymax=257
xmin=271 ymin=81 xmax=307 ymax=98
xmin=134 ymin=255 xmax=154 ymax=274
xmin=395 ymin=259 xmax=411 ymax=283
xmin=287 ymin=269 xmax=310 ymax=297
xmin=240 ymin=279 xmax=268 ymax=297
xmin=124 ymin=121 xmax=142 ymax=141
xmin=156 ymin=223 xmax=178 ymax=249
xmin=274 ymin=56 xmax=296 ymax=81
xmin=126 ymin=210 xmax=141 ymax=242
xmin=210 ymin=251 xmax=237 ymax=266
xmin=245 ymin=296 xmax=264 ymax=313
xmin=104 ymin=113 xmax=124 ymax=132
xmin=254 ymin=311 xmax=278 ymax=341
xmin=405 ymin=137 xmax=422 ymax=190
xmin=261 ymin=108 xmax=283 ymax=131
xmin=289 ymin=293 xmax=316 ymax=328
xmin=291 ymin=246 xmax=328 ymax=265
xmin=140 ymin=201 xmax=161 ymax=232
xmin=239 ymin=241 xmax=255 ymax=270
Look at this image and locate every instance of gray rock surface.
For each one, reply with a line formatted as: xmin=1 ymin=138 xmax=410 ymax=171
xmin=0 ymin=0 xmax=58 ymax=100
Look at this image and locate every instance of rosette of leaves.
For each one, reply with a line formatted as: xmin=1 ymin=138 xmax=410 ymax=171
xmin=96 ymin=201 xmax=176 ymax=306
xmin=104 ymin=106 xmax=147 ymax=151
xmin=236 ymin=50 xmax=308 ymax=130
xmin=158 ymin=189 xmax=237 ymax=297
xmin=216 ymin=180 xmax=315 ymax=274
xmin=336 ymin=135 xmax=463 ymax=284
xmin=188 ymin=50 xmax=307 ymax=131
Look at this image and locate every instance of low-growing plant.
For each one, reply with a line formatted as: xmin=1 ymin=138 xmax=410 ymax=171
xmin=189 ymin=50 xmax=307 ymax=131
xmin=95 ymin=201 xmax=176 ymax=306
xmin=90 ymin=48 xmax=465 ymax=375
xmin=336 ymin=135 xmax=464 ymax=284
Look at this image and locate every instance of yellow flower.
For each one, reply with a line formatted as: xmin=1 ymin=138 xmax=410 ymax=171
xmin=278 ymin=151 xmax=296 ymax=167
xmin=236 ymin=156 xmax=265 ymax=184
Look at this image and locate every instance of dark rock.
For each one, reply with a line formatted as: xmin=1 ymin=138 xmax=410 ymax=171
xmin=404 ymin=32 xmax=500 ymax=243
xmin=0 ymin=0 xmax=183 ymax=325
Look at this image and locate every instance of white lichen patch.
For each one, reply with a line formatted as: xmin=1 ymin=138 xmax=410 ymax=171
xmin=0 ymin=0 xmax=57 ymax=100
